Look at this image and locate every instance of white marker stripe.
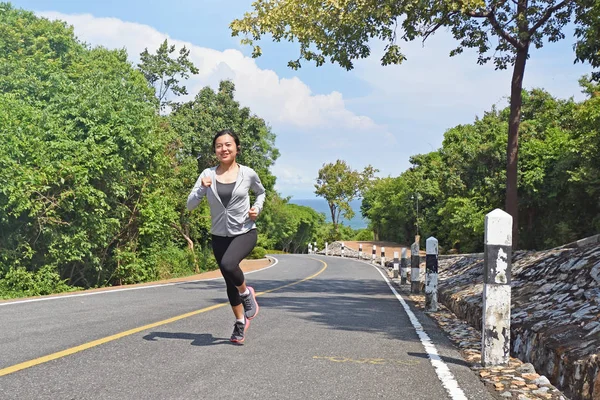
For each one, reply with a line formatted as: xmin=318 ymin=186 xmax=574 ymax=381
xmin=0 ymin=256 xmax=279 ymax=307
xmin=370 ymin=264 xmax=469 ymax=400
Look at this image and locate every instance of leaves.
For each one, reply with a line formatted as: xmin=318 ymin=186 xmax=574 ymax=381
xmin=314 ymin=159 xmax=377 ymax=239
xmin=138 ymin=39 xmax=199 ymax=110
xmin=362 ymin=85 xmax=600 ymax=251
xmin=231 ymin=0 xmax=591 ymax=72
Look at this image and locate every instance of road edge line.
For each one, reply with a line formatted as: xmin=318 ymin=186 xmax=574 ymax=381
xmin=368 ymin=263 xmax=469 ymax=400
xmin=0 ymin=257 xmax=280 ymax=307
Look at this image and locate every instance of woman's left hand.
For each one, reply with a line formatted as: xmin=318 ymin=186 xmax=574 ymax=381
xmin=249 ymin=207 xmax=259 ymax=221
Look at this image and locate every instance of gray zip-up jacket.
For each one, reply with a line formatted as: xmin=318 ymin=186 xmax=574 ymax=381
xmin=186 ymin=164 xmax=266 ymax=237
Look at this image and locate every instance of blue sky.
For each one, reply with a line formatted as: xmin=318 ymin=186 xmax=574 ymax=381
xmin=11 ymin=0 xmax=594 ymax=199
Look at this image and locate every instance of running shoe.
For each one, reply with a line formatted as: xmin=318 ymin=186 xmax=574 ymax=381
xmin=241 ymin=286 xmax=259 ymax=320
xmin=230 ymin=317 xmax=250 ymax=343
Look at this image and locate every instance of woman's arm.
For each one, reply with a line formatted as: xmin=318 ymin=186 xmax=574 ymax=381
xmin=186 ymin=169 xmax=210 ymax=211
xmin=250 ymin=170 xmax=266 ymax=214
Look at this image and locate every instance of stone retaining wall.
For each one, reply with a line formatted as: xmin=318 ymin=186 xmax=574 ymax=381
xmin=437 ymin=242 xmax=600 ymax=400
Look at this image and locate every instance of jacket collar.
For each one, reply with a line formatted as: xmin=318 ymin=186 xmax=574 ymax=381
xmin=210 ymin=164 xmax=244 ymax=206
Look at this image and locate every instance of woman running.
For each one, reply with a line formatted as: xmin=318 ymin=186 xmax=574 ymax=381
xmin=187 ymin=129 xmax=265 ymax=343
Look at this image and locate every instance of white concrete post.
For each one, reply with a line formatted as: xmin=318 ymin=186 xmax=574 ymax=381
xmin=380 ymin=247 xmax=386 ymax=267
xmin=482 ymin=209 xmax=513 ymax=367
xmin=393 ymin=251 xmax=399 ymax=279
xmin=359 ymin=243 xmax=363 ymax=259
xmin=313 ymin=242 xmax=317 ymax=253
xmin=425 ymin=237 xmax=439 ymax=312
xmin=341 ymin=242 xmax=345 ymax=257
xmin=400 ymin=247 xmax=408 ymax=284
xmin=372 ymin=245 xmax=376 ymax=263
xmin=410 ymin=242 xmax=420 ymax=293
xmin=308 ymin=243 xmax=312 ymax=254
xmin=325 ymin=242 xmax=328 ymax=256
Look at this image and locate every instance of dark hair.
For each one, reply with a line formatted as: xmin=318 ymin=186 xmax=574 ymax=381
xmin=212 ymin=129 xmax=241 ymax=153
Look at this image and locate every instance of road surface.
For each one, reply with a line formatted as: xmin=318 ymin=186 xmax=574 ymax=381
xmin=0 ymin=254 xmax=492 ymax=399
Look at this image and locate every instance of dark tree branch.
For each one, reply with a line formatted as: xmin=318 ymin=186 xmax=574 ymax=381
xmin=528 ymin=0 xmax=571 ymax=35
xmin=487 ymin=11 xmax=525 ymax=50
xmin=423 ymin=11 xmax=460 ymax=42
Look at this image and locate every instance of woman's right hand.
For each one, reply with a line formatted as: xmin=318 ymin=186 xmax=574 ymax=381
xmin=201 ymin=176 xmax=212 ymax=187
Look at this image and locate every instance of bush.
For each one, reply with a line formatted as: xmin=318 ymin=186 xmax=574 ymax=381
xmin=353 ymin=229 xmax=374 ymax=241
xmin=248 ymin=246 xmax=267 ymax=259
xmin=0 ymin=265 xmax=76 ymax=299
xmin=152 ymin=245 xmax=198 ymax=280
xmin=199 ymin=248 xmax=219 ymax=272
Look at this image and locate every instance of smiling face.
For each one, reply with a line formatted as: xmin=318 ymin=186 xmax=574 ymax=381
xmin=214 ymin=133 xmax=238 ymax=164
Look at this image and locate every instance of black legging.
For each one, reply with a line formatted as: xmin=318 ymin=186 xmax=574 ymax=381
xmin=211 ymin=229 xmax=258 ymax=307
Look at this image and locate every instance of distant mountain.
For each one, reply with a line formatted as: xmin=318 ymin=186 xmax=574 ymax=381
xmin=289 ymin=198 xmax=368 ymax=230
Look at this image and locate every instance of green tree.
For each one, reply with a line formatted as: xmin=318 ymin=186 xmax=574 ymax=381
xmin=248 ymin=192 xmax=327 ymax=253
xmin=562 ymin=77 xmax=600 ymax=240
xmin=362 ymin=85 xmax=600 ymax=252
xmin=170 ymin=80 xmax=279 ymax=184
xmin=314 ymin=160 xmax=376 ymax=239
xmin=168 ymin=80 xmax=279 ymax=258
xmin=231 ymin=0 xmax=599 ymax=248
xmin=138 ymin=39 xmax=199 ymax=110
xmin=0 ymin=4 xmax=282 ymax=298
xmin=0 ymin=4 xmax=175 ymax=290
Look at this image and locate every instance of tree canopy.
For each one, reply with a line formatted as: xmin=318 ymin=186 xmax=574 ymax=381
xmin=231 ymin=0 xmax=597 ymax=72
xmin=0 ymin=4 xmax=285 ymax=299
xmin=138 ymin=39 xmax=199 ymax=110
xmin=0 ymin=4 xmax=167 ymax=289
xmin=314 ymin=160 xmax=376 ymax=239
xmin=231 ymin=0 xmax=600 ymax=247
xmin=362 ymin=83 xmax=600 ymax=252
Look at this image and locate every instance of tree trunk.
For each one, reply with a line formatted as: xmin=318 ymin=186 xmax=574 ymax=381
xmin=183 ymin=235 xmax=199 ymax=274
xmin=329 ymin=202 xmax=337 ymax=238
xmin=171 ymin=223 xmax=199 ymax=273
xmin=506 ymin=45 xmax=529 ymax=250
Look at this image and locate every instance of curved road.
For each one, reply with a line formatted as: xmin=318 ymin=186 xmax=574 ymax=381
xmin=0 ymin=255 xmax=492 ymax=399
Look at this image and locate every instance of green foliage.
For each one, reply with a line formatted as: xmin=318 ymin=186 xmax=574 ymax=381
xmin=264 ymin=249 xmax=287 ymax=254
xmin=314 ymin=160 xmax=376 ymax=239
xmin=353 ymin=229 xmax=374 ymax=241
xmin=0 ymin=265 xmax=76 ymax=299
xmin=574 ymin=1 xmax=600 ymax=81
xmin=0 ymin=5 xmax=168 ymax=289
xmin=258 ymin=193 xmax=325 ymax=253
xmin=362 ymin=85 xmax=600 ymax=251
xmin=231 ymin=0 xmax=595 ymax=73
xmin=0 ymin=5 xmax=279 ymax=298
xmin=248 ymin=246 xmax=267 ymax=259
xmin=437 ymin=197 xmax=487 ymax=253
xmin=138 ymin=39 xmax=199 ymax=110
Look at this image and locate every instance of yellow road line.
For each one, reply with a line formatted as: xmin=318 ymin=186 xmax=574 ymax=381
xmin=257 ymin=257 xmax=326 ymax=296
xmin=0 ymin=258 xmax=327 ymax=377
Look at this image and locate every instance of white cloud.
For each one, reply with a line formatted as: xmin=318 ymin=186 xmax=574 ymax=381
xmin=37 ymin=10 xmax=398 ymax=199
xmin=39 ymin=11 xmax=387 ymax=136
xmin=345 ymin=27 xmax=592 ymax=176
xmin=37 ymin=11 xmax=591 ymax=200
xmin=352 ymin=28 xmax=591 ymax=120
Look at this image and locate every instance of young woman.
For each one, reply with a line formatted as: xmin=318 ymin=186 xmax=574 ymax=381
xmin=186 ymin=129 xmax=266 ymax=344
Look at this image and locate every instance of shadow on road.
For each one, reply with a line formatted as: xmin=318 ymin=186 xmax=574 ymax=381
xmin=177 ymin=277 xmax=420 ymax=343
xmin=142 ymin=332 xmax=230 ymax=346
xmin=406 ymin=351 xmax=472 ymax=368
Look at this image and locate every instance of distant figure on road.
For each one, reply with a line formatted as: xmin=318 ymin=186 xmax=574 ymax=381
xmin=187 ymin=129 xmax=265 ymax=344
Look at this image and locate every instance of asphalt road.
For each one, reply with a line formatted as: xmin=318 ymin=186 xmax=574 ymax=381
xmin=0 ymin=254 xmax=493 ymax=399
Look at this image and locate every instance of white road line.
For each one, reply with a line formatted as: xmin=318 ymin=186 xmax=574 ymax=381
xmin=369 ymin=263 xmax=469 ymax=400
xmin=0 ymin=256 xmax=280 ymax=307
